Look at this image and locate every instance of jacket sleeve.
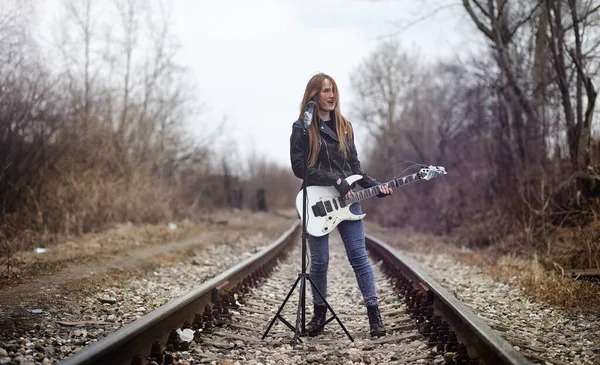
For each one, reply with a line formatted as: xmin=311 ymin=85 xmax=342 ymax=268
xmin=348 ymin=131 xmax=382 ymax=190
xmin=290 ymin=121 xmax=339 ymax=186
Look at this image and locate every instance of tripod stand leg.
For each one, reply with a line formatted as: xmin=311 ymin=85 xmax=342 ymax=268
xmin=306 ymin=275 xmax=354 ymax=342
xmin=291 ymin=274 xmax=307 ymax=347
xmin=261 ymin=274 xmax=302 ymax=340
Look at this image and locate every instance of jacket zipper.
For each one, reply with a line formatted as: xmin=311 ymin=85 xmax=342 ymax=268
xmin=323 ymin=137 xmax=333 ymax=173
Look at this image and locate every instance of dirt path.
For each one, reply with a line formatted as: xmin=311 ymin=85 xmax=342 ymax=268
xmin=0 ymin=209 xmax=297 ymax=340
xmin=0 ymin=232 xmax=218 ymax=312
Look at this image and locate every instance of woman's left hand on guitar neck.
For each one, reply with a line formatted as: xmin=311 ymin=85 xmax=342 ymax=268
xmin=376 ymin=184 xmax=393 ymax=197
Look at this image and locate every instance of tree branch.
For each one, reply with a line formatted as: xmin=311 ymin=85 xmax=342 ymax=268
xmin=508 ymin=1 xmax=543 ymax=40
xmin=472 ymin=0 xmax=491 ymax=18
xmin=383 ymin=3 xmax=460 ymax=38
xmin=463 ymin=0 xmax=495 ymax=40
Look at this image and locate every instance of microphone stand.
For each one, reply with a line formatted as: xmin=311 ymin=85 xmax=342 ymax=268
xmin=262 ymin=113 xmax=353 ymax=347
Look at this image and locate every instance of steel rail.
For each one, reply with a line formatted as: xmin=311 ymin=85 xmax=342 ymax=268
xmin=365 ymin=233 xmax=531 ymax=365
xmin=60 ymin=221 xmax=300 ymax=365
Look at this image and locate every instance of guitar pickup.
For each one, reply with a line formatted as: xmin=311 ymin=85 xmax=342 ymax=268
xmin=324 ymin=201 xmax=333 ymax=213
xmin=311 ymin=202 xmax=327 ymax=217
xmin=337 ymin=197 xmax=346 ymax=208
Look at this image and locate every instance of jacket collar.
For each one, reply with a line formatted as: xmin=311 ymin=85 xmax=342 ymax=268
xmin=319 ymin=120 xmax=339 ymax=142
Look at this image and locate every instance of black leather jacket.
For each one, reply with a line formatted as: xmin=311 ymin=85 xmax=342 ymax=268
xmin=289 ymin=119 xmax=381 ymax=189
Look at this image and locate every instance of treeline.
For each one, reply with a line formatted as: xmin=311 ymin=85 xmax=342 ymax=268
xmin=354 ymin=0 xmax=600 ymax=269
xmin=3 ymin=0 xmax=599 ymax=272
xmin=0 ymin=0 xmax=294 ymax=256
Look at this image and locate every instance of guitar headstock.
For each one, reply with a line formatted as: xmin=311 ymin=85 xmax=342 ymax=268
xmin=418 ymin=165 xmax=447 ymax=181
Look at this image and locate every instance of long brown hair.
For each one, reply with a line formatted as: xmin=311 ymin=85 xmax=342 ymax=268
xmin=298 ymin=73 xmax=354 ymax=167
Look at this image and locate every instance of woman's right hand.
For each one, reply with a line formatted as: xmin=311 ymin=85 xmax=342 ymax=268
xmin=335 ymin=177 xmax=351 ymax=198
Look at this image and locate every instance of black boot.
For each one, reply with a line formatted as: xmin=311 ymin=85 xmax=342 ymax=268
xmin=367 ymin=305 xmax=386 ymax=337
xmin=305 ymin=305 xmax=327 ymax=337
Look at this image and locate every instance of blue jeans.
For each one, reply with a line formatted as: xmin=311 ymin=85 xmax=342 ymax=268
xmin=308 ymin=202 xmax=379 ymax=307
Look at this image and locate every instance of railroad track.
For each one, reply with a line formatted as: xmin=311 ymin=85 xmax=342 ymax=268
xmin=59 ymin=221 xmax=531 ymax=365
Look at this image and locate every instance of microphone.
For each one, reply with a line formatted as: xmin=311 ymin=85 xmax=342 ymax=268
xmin=303 ymin=100 xmax=317 ymax=128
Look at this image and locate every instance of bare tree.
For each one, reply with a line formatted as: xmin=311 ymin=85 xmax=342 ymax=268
xmin=463 ymin=0 xmax=600 ymax=176
xmin=0 ymin=0 xmax=66 ymax=235
xmin=351 ymin=41 xmax=419 ymax=138
xmin=545 ymin=0 xmax=598 ymax=172
xmin=54 ymin=0 xmax=109 ymax=133
xmin=462 ymin=0 xmax=549 ymax=177
xmin=350 ymin=39 xmax=495 ymax=230
xmin=350 ymin=41 xmax=425 ymax=178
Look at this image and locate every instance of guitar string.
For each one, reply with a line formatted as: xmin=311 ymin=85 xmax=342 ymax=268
xmin=345 ymin=162 xmax=425 ymax=204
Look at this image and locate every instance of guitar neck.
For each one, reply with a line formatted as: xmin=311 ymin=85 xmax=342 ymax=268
xmin=346 ymin=172 xmax=421 ymax=204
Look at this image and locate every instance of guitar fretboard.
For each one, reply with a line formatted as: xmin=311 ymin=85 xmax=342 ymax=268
xmin=346 ymin=172 xmax=421 ymax=204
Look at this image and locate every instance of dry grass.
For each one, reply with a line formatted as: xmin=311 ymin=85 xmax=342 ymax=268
xmin=541 ymin=221 xmax=600 ymax=270
xmin=370 ymin=224 xmax=600 ymax=314
xmin=438 ymin=209 xmax=600 ymax=314
xmin=490 ymin=255 xmax=600 ymax=313
xmin=449 ymin=248 xmax=600 ymax=314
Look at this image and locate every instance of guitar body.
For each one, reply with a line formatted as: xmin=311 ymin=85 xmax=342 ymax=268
xmin=296 ymin=175 xmax=365 ymax=237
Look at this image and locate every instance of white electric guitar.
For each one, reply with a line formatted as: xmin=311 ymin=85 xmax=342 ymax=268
xmin=296 ymin=165 xmax=447 ymax=237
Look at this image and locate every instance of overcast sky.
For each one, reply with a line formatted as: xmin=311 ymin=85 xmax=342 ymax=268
xmin=38 ymin=0 xmax=476 ymax=169
xmin=171 ymin=0 xmax=476 ymax=168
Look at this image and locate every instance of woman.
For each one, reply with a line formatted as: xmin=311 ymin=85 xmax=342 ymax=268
xmin=289 ymin=73 xmax=392 ymax=337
